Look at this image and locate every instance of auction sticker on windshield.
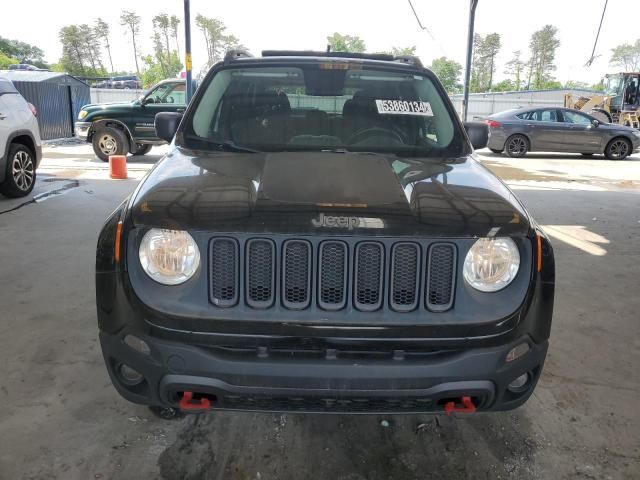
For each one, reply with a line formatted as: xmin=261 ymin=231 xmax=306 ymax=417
xmin=375 ymin=100 xmax=433 ymax=116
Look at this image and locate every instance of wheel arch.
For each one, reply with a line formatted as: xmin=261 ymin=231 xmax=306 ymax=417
xmin=89 ymin=119 xmax=135 ymax=146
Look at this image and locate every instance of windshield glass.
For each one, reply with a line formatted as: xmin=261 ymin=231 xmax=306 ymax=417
xmin=182 ymin=64 xmax=463 ymax=157
xmin=604 ymin=74 xmax=623 ymax=96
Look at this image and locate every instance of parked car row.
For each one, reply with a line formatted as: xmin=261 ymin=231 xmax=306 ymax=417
xmin=95 ymin=75 xmax=143 ymax=89
xmin=485 ymin=106 xmax=640 ymax=160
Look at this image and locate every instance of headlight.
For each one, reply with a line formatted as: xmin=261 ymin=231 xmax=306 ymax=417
xmin=78 ymin=110 xmax=88 ymax=120
xmin=139 ymin=229 xmax=200 ymax=285
xmin=463 ymin=237 xmax=520 ymax=292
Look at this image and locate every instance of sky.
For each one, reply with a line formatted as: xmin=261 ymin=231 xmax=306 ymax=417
xmin=1 ymin=0 xmax=634 ymax=85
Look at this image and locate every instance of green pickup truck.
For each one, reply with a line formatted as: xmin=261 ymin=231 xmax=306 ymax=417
xmin=75 ymin=79 xmax=186 ymax=161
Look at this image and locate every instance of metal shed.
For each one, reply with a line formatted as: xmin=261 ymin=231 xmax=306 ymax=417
xmin=0 ymin=71 xmax=90 ymax=140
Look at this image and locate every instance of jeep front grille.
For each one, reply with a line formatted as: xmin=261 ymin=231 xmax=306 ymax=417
xmin=209 ymin=238 xmax=239 ymax=307
xmin=208 ymin=236 xmax=457 ymax=313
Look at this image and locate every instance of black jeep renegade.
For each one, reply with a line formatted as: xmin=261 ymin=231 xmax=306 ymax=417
xmin=96 ymin=50 xmax=555 ymax=414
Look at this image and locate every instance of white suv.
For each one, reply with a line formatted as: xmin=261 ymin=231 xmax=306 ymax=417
xmin=0 ymin=77 xmax=42 ymax=197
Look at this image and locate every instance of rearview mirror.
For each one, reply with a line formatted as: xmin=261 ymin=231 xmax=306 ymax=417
xmin=464 ymin=121 xmax=489 ymax=150
xmin=155 ymin=112 xmax=183 ymax=143
xmin=591 ymin=119 xmax=600 ymax=128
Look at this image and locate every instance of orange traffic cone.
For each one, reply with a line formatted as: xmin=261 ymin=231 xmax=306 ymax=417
xmin=109 ymin=155 xmax=128 ymax=179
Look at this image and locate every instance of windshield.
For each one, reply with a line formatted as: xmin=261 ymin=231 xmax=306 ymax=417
xmin=181 ymin=64 xmax=464 ymax=157
xmin=604 ymin=74 xmax=623 ymax=96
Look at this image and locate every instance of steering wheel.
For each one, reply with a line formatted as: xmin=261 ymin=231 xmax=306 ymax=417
xmin=348 ymin=127 xmax=404 ymax=146
xmin=166 ymin=96 xmax=174 ymax=104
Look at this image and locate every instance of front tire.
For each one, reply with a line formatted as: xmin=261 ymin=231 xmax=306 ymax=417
xmin=505 ymin=134 xmax=529 ymax=158
xmin=0 ymin=143 xmax=36 ymax=197
xmin=92 ymin=127 xmax=130 ymax=162
xmin=604 ymin=137 xmax=631 ymax=160
xmin=131 ymin=144 xmax=152 ymax=156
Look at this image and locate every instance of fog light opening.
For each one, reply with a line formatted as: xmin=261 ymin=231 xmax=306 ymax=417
xmin=124 ymin=335 xmax=151 ymax=355
xmin=118 ymin=363 xmax=144 ymax=385
xmin=505 ymin=342 xmax=530 ymax=362
xmin=507 ymin=372 xmax=530 ymax=393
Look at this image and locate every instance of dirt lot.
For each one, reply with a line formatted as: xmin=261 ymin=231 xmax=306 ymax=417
xmin=0 ymin=144 xmax=639 ymax=479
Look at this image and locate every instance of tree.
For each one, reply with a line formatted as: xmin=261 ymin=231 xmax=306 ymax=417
xmin=564 ymin=80 xmax=590 ymax=90
xmin=141 ymin=51 xmax=182 ymax=87
xmin=430 ymin=56 xmax=462 ymax=93
xmin=170 ymin=15 xmax=181 ymax=58
xmin=0 ymin=36 xmax=48 ymax=68
xmin=470 ymin=33 xmax=501 ymax=92
xmin=120 ymin=10 xmax=141 ymax=74
xmin=95 ymin=18 xmax=114 ymax=74
xmin=153 ymin=14 xmax=171 ymax=55
xmin=195 ymin=14 xmax=245 ymax=69
xmin=58 ymin=24 xmax=105 ymax=76
xmin=391 ymin=46 xmax=416 ymax=56
xmin=504 ymin=50 xmax=525 ymax=90
xmin=527 ymin=25 xmax=560 ymax=89
xmin=59 ymin=25 xmax=86 ymax=75
xmin=491 ymin=79 xmax=516 ymax=92
xmin=0 ymin=51 xmax=19 ymax=69
xmin=327 ymin=33 xmax=366 ymax=53
xmin=609 ymin=39 xmax=640 ymax=71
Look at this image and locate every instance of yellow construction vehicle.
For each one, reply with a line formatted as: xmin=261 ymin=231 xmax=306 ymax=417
xmin=564 ymin=72 xmax=640 ymax=128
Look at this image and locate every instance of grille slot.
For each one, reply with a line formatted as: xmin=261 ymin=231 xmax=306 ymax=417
xmin=354 ymin=242 xmax=384 ymax=311
xmin=209 ymin=238 xmax=239 ymax=307
xmin=282 ymin=240 xmax=312 ymax=309
xmin=246 ymin=239 xmax=275 ymax=308
xmin=426 ymin=243 xmax=456 ymax=311
xmin=318 ymin=241 xmax=348 ymax=310
xmin=390 ymin=243 xmax=420 ymax=312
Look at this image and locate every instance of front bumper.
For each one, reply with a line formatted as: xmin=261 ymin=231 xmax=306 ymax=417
xmin=75 ymin=121 xmax=91 ymax=140
xmin=100 ymin=331 xmax=548 ymax=414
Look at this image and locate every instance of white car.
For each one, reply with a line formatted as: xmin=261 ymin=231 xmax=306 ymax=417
xmin=0 ymin=77 xmax=42 ymax=197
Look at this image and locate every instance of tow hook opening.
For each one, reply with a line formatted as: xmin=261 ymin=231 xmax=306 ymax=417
xmin=441 ymin=396 xmax=477 ymax=415
xmin=178 ymin=391 xmax=217 ymax=411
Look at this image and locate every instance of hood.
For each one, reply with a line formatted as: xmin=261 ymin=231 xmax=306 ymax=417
xmin=81 ymin=101 xmax=136 ymax=111
xmin=130 ymin=149 xmax=530 ymax=237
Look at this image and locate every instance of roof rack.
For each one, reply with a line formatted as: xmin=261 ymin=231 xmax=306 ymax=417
xmin=392 ymin=55 xmax=423 ymax=68
xmin=224 ymin=50 xmax=253 ymax=62
xmin=259 ymin=50 xmax=423 ymax=68
xmin=261 ymin=50 xmax=391 ymax=61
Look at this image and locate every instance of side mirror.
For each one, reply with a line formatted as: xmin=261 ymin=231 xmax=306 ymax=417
xmin=591 ymin=119 xmax=600 ymax=128
xmin=155 ymin=112 xmax=183 ymax=143
xmin=464 ymin=121 xmax=489 ymax=150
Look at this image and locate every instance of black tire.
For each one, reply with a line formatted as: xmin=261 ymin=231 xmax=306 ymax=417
xmin=92 ymin=126 xmax=130 ymax=162
xmin=131 ymin=144 xmax=152 ymax=156
xmin=505 ymin=134 xmax=529 ymax=158
xmin=489 ymin=148 xmax=503 ymax=154
xmin=0 ymin=143 xmax=36 ymax=197
xmin=604 ymin=137 xmax=632 ymax=160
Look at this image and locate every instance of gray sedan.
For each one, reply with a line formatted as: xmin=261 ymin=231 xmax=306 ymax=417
xmin=485 ymin=107 xmax=640 ymax=160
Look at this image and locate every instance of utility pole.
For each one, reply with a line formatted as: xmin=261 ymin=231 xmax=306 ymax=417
xmin=463 ymin=0 xmax=479 ymax=121
xmin=184 ymin=0 xmax=193 ymax=103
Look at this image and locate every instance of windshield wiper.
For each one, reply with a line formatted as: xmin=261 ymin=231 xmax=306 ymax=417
xmin=209 ymin=140 xmax=260 ymax=153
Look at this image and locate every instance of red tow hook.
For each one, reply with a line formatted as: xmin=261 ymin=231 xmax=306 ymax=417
xmin=179 ymin=391 xmax=212 ymax=411
xmin=444 ymin=396 xmax=476 ymax=415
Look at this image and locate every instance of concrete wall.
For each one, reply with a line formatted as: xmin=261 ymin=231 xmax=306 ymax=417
xmin=450 ymin=89 xmax=597 ymax=119
xmin=90 ymin=88 xmax=144 ymax=104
